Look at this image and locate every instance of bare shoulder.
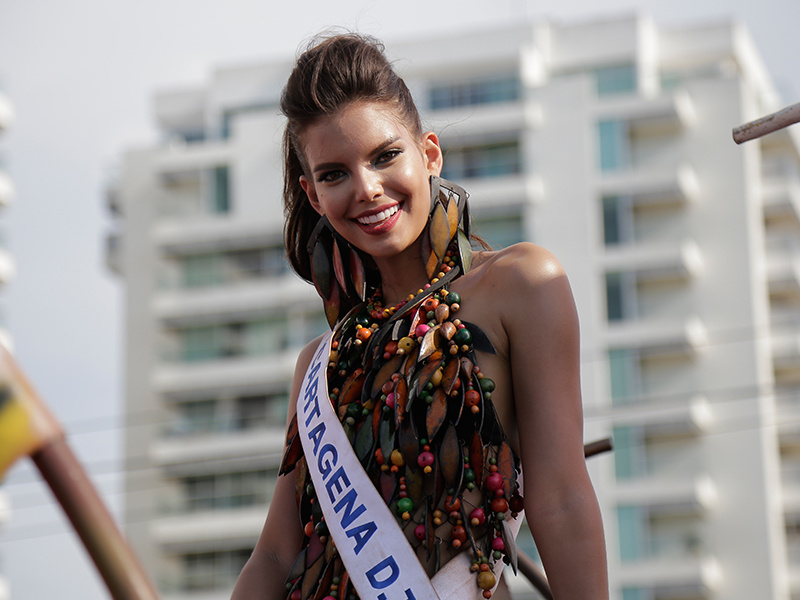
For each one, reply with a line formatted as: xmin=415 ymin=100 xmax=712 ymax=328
xmin=472 ymin=242 xmax=570 ymax=295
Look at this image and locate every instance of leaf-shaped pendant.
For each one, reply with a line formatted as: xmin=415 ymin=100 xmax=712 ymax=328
xmin=302 ymin=550 xmax=326 ymax=599
xmin=430 ymin=201 xmax=451 ymax=261
xmin=405 ymin=464 xmax=424 ymax=507
xmin=311 ymin=239 xmax=333 ymax=301
xmin=469 ymin=431 xmax=484 ymax=489
xmin=502 ymin=519 xmax=519 ymax=576
xmin=332 ymin=239 xmax=348 ymax=293
xmin=394 ymin=376 xmax=409 ymax=427
xmin=370 ymin=355 xmax=404 ymax=397
xmin=426 ymin=388 xmax=448 ymax=440
xmin=398 ymin=417 xmax=419 ymax=467
xmin=313 ymin=558 xmax=337 ymax=600
xmin=439 ymin=423 xmax=463 ymax=491
xmin=349 ymin=246 xmax=367 ymax=301
xmin=323 ymin=283 xmax=340 ymax=328
xmin=496 ymin=440 xmax=516 ymax=499
xmin=338 ymin=368 xmax=365 ymax=406
xmin=418 ymin=324 xmax=442 ymax=361
xmin=421 ymin=227 xmax=440 ymax=281
xmin=440 ymin=357 xmax=460 ymax=394
xmin=457 ymin=228 xmax=472 ymax=273
xmin=447 ymin=194 xmax=459 ymax=241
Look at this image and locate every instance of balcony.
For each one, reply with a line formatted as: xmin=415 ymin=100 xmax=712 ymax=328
xmin=762 ymin=170 xmax=800 ymax=224
xmin=461 ymin=173 xmax=542 ymax=207
xmin=152 ymin=350 xmax=298 ymax=396
xmin=606 ymin=316 xmax=707 ymax=359
xmin=153 ymin=217 xmax=278 ymax=255
xmin=0 ymin=169 xmax=14 ymax=207
xmin=603 ymin=238 xmax=702 ymax=283
xmin=425 ymin=100 xmax=537 ymax=139
xmin=0 ymin=248 xmax=16 ymax=285
xmin=616 ymin=555 xmax=721 ymax=596
xmin=151 ymin=505 xmax=264 ymax=552
xmin=599 ymin=163 xmax=699 ymax=206
xmin=616 ymin=474 xmax=716 ymax=515
xmin=596 ymin=90 xmax=695 ymax=136
xmin=154 ymin=277 xmax=313 ymax=326
xmin=151 ymin=427 xmax=285 ymax=473
xmin=770 ymin=320 xmax=800 ymax=383
xmin=0 ymin=91 xmax=13 ymax=130
xmin=612 ymin=395 xmax=712 ymax=437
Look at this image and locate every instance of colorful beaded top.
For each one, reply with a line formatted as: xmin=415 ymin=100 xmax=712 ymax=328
xmin=279 ymin=178 xmax=524 ymax=599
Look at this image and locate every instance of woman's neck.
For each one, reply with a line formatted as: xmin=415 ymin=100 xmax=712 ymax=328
xmin=372 ymin=247 xmax=430 ymax=307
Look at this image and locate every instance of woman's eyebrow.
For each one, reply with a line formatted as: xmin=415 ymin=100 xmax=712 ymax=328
xmin=311 ymin=136 xmax=402 ymax=175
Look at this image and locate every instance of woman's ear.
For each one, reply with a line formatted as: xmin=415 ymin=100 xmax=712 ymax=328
xmin=300 ymin=176 xmax=324 ymax=215
xmin=421 ymin=131 xmax=443 ymax=177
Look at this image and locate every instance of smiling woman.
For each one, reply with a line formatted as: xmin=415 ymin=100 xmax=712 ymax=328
xmin=231 ymin=33 xmax=608 ymax=600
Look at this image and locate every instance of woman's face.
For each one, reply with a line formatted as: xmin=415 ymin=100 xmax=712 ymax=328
xmin=299 ymin=101 xmax=442 ymax=262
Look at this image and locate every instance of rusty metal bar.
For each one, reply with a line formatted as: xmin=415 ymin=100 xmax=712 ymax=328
xmin=32 ymin=439 xmax=160 ymax=600
xmin=733 ymin=101 xmax=800 ymax=143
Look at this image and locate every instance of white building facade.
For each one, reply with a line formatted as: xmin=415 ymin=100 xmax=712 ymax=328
xmin=109 ymin=14 xmax=800 ymax=600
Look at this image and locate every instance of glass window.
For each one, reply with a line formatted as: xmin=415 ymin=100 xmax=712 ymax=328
xmin=429 ymin=74 xmax=520 ymax=110
xmin=609 ymin=348 xmax=640 ymax=404
xmin=595 ymin=64 xmax=637 ymax=96
xmin=441 ymin=140 xmax=522 ymax=181
xmin=602 ymin=195 xmax=634 ymax=246
xmin=621 ymin=588 xmax=650 ymax=600
xmin=182 ymin=548 xmax=251 ymax=591
xmin=178 ymin=317 xmax=288 ymax=363
xmin=606 ymin=272 xmax=625 ymax=322
xmin=182 ymin=253 xmax=223 ymax=288
xmin=175 ymin=400 xmax=217 ymax=435
xmin=617 ymin=505 xmax=648 ymax=562
xmin=211 ymin=166 xmax=230 ymax=213
xmin=597 ymin=120 xmax=629 ymax=172
xmin=473 ymin=213 xmax=525 ymax=249
xmin=613 ymin=426 xmax=644 ymax=480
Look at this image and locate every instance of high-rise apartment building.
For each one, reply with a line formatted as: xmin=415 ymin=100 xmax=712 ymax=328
xmin=0 ymin=80 xmax=15 ymax=600
xmin=108 ymin=14 xmax=800 ymax=600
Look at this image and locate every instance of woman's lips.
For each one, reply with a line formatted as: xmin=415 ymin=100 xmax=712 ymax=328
xmin=356 ymin=203 xmax=399 ymax=225
xmin=354 ymin=202 xmax=402 ymax=235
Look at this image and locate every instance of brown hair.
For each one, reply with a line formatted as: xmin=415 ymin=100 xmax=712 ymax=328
xmin=280 ymin=33 xmax=422 ymax=282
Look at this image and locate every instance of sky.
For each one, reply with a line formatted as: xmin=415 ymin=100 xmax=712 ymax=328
xmin=0 ymin=0 xmax=798 ymax=597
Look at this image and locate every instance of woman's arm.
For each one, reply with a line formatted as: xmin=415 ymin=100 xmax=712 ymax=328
xmin=501 ymin=244 xmax=608 ymax=600
xmin=231 ymin=339 xmax=320 ymax=600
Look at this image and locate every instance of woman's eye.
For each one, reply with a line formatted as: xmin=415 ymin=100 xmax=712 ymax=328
xmin=318 ymin=170 xmax=344 ymax=183
xmin=377 ymin=149 xmax=401 ymax=164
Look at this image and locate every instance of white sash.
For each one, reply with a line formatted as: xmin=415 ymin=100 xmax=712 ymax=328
xmin=297 ymin=332 xmax=523 ymax=599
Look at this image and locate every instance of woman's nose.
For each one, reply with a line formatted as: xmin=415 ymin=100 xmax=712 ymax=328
xmin=354 ymin=168 xmax=383 ymax=201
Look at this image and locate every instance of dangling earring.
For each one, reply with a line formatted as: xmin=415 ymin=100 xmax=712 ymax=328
xmin=422 ymin=176 xmax=473 ymax=280
xmin=307 ymin=216 xmax=377 ymax=328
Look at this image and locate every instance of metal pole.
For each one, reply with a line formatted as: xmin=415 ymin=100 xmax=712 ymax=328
xmin=733 ymin=101 xmax=800 ymax=144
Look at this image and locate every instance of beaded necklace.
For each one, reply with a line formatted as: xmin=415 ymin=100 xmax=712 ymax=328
xmin=280 ymin=243 xmax=524 ymax=600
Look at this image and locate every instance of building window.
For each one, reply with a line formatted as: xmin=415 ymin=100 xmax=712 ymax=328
xmin=608 ymin=348 xmax=641 ymax=404
xmin=617 ymin=505 xmax=648 ymax=562
xmin=621 ymin=588 xmax=651 ymax=600
xmin=178 ymin=317 xmax=288 ymax=362
xmin=176 ymin=246 xmax=289 ymax=290
xmin=211 ymin=166 xmax=230 ymax=213
xmin=595 ymin=64 xmax=637 ymax=96
xmin=181 ymin=469 xmax=273 ymax=512
xmin=602 ymin=195 xmax=634 ymax=246
xmin=612 ymin=426 xmax=644 ymax=480
xmin=441 ymin=139 xmax=522 ymax=180
xmin=429 ymin=74 xmax=521 ymax=110
xmin=181 ymin=548 xmax=252 ymax=591
xmin=597 ymin=120 xmax=630 ymax=172
xmin=605 ymin=271 xmax=636 ymax=322
xmin=473 ymin=212 xmax=525 ymax=249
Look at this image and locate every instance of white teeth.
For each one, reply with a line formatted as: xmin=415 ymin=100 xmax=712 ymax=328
xmin=357 ymin=204 xmax=399 ymax=225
